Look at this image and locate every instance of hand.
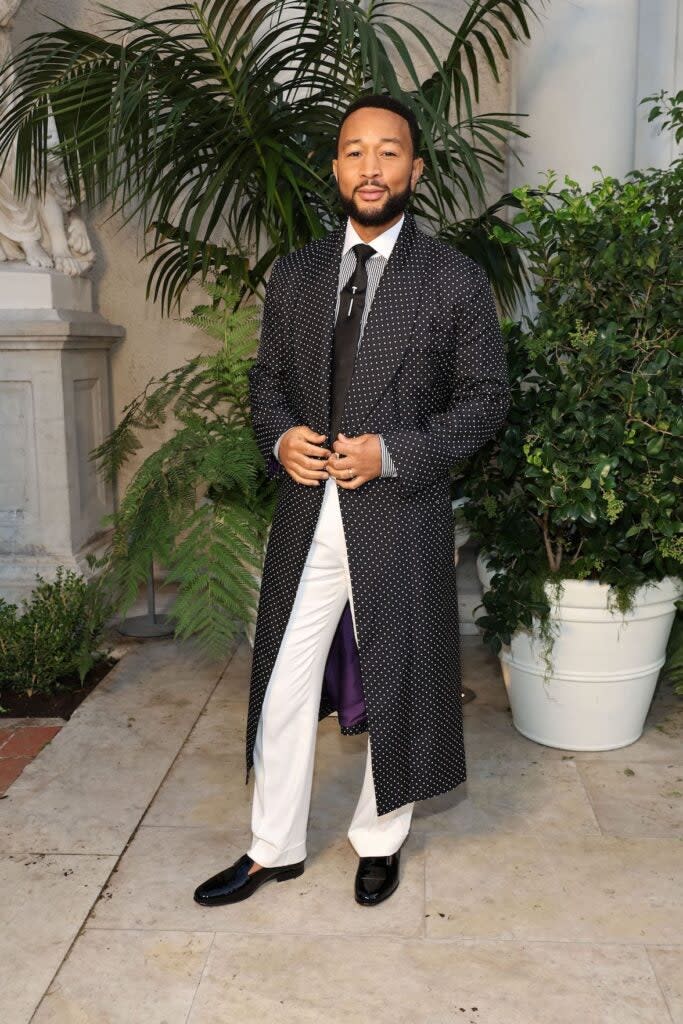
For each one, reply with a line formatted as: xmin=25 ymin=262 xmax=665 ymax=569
xmin=325 ymin=433 xmax=382 ymax=489
xmin=279 ymin=425 xmax=332 ymax=486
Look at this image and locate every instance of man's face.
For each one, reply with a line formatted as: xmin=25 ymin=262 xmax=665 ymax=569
xmin=332 ymin=107 xmax=424 ymax=227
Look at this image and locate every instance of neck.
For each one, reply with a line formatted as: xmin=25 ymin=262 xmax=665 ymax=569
xmin=348 ymin=211 xmax=404 ymax=243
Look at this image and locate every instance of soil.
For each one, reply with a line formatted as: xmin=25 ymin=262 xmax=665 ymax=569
xmin=0 ymin=656 xmax=119 ymax=720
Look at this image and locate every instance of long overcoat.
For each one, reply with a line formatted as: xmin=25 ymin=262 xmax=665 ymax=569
xmin=245 ymin=210 xmax=510 ymax=816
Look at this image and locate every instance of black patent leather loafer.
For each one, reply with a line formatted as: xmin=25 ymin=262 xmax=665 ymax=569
xmin=194 ymin=853 xmax=305 ymax=906
xmin=354 ymin=851 xmax=400 ymax=906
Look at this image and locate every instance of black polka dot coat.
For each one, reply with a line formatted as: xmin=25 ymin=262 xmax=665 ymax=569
xmin=245 ymin=209 xmax=510 ymax=816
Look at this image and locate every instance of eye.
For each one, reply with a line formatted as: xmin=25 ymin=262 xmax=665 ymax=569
xmin=382 ymin=151 xmax=397 ymax=157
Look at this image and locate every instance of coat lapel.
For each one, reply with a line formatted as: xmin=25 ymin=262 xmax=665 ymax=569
xmin=345 ymin=210 xmax=429 ymax=430
xmin=294 ymin=224 xmax=345 ymax=434
xmin=294 ymin=209 xmax=429 ymax=434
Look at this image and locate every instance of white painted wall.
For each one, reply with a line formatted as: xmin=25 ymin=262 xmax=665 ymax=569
xmin=635 ymin=0 xmax=683 ymax=169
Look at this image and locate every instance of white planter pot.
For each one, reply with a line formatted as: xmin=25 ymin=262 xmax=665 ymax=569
xmin=501 ymin=575 xmax=683 ymax=751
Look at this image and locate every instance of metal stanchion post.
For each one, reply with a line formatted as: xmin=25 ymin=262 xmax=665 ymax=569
xmin=117 ymin=557 xmax=174 ymax=638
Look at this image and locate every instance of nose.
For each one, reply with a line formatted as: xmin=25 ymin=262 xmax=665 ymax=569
xmin=359 ymin=155 xmax=381 ymax=180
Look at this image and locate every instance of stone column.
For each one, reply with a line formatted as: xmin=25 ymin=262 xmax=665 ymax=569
xmin=507 ymin=0 xmax=682 ymax=192
xmin=0 ymin=266 xmax=124 ymax=603
xmin=634 ymin=0 xmax=683 ymax=169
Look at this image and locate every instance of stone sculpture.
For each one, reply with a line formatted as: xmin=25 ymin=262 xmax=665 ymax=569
xmin=0 ymin=0 xmax=95 ymax=276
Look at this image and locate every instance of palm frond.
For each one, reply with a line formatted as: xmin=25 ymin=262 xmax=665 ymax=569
xmin=442 ymin=190 xmax=535 ymax=310
xmin=0 ymin=0 xmax=543 ymax=312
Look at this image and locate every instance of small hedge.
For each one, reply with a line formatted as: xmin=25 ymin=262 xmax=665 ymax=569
xmin=0 ymin=567 xmax=111 ymax=699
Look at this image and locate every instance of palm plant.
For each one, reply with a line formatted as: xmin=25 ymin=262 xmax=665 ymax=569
xmin=0 ymin=0 xmax=542 ymax=314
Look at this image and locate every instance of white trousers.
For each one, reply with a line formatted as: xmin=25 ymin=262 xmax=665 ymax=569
xmin=247 ymin=475 xmax=415 ymax=867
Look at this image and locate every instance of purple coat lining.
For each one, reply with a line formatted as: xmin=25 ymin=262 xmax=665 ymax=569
xmin=266 ymin=454 xmax=367 ymax=729
xmin=321 ymin=600 xmax=367 ymax=728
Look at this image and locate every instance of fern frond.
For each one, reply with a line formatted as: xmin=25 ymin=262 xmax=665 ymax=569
xmin=92 ymin=277 xmax=276 ymax=656
xmin=165 ymin=500 xmax=265 ymax=658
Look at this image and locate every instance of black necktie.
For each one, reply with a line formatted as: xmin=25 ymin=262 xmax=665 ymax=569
xmin=329 ymin=242 xmax=377 ymax=447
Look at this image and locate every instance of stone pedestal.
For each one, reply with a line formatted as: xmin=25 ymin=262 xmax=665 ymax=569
xmin=0 ymin=265 xmax=124 ymax=604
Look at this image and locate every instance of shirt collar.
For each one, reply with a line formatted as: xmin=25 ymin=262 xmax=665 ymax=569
xmin=342 ymin=213 xmax=405 ymax=260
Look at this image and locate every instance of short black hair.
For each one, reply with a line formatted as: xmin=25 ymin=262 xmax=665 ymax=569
xmin=335 ymin=93 xmax=421 ymax=159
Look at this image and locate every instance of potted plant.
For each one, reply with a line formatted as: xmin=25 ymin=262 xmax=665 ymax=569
xmin=459 ymin=91 xmax=683 ymax=751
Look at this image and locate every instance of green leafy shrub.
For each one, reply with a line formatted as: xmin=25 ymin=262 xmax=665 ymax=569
xmin=0 ymin=567 xmax=111 ymax=698
xmin=458 ymin=92 xmax=683 ymax=681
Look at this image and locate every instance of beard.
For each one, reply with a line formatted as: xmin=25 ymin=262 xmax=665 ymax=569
xmin=337 ymin=179 xmax=413 ymax=226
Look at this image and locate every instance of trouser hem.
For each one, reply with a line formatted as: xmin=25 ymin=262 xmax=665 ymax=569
xmin=246 ymin=839 xmax=307 ymax=868
xmin=346 ymin=830 xmax=412 ymax=858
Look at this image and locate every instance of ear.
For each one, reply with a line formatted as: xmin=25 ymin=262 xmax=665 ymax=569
xmin=410 ymin=156 xmax=424 ymax=189
xmin=332 ymin=157 xmax=338 ymax=181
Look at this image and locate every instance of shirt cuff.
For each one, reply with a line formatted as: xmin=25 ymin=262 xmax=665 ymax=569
xmin=378 ymin=435 xmax=398 ymax=477
xmin=273 ymin=430 xmax=288 ymax=461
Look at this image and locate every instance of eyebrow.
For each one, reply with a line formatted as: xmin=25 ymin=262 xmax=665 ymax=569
xmin=342 ymin=136 xmax=404 ymax=145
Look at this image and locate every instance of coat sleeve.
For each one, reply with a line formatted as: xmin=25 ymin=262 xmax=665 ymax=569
xmin=380 ymin=261 xmax=511 ymax=497
xmin=247 ymin=257 xmax=302 ymax=480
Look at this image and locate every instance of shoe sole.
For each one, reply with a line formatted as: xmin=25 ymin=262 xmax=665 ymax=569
xmin=194 ymin=863 xmax=305 ymax=906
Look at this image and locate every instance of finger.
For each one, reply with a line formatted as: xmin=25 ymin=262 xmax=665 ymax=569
xmin=336 ymin=474 xmax=364 ymax=489
xmin=290 ymin=454 xmax=329 ymax=473
xmin=291 ymin=463 xmax=329 ymax=480
xmin=299 ymin=441 xmax=332 ymax=458
xmin=288 ymin=471 xmax=322 ymax=486
xmin=299 ymin=427 xmax=328 ymax=442
xmin=325 ymin=462 xmax=355 ymax=478
xmin=333 ymin=464 xmax=359 ymax=482
xmin=294 ymin=454 xmax=331 ymax=473
xmin=338 ymin=432 xmax=367 ymax=443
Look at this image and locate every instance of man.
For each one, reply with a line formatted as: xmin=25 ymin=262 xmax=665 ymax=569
xmin=194 ymin=94 xmax=510 ymax=909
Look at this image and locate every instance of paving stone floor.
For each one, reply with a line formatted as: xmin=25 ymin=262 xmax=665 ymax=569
xmin=1 ymin=632 xmax=681 ymax=1023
